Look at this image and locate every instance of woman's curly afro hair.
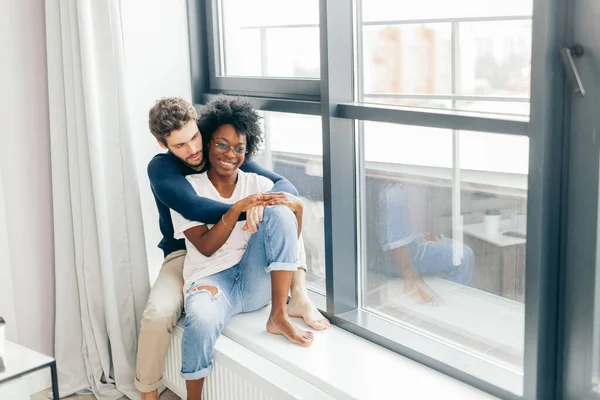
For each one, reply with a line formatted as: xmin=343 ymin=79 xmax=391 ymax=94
xmin=197 ymin=96 xmax=263 ymax=162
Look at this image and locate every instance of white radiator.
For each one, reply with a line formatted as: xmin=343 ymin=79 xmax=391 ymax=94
xmin=163 ymin=319 xmax=332 ymax=400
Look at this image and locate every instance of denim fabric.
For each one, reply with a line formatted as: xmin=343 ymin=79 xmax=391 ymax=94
xmin=377 ymin=182 xmax=474 ymax=285
xmin=377 ymin=182 xmax=418 ymax=251
xmin=180 ymin=206 xmax=299 ymax=380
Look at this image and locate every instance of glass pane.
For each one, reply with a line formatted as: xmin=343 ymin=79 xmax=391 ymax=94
xmin=254 ymin=112 xmax=326 ymax=294
xmin=362 ymin=0 xmax=533 ymax=22
xmin=456 ymin=100 xmax=530 ymax=116
xmin=361 ymin=122 xmax=528 ymax=387
xmin=219 ymin=0 xmax=320 ymax=78
xmin=458 ymin=21 xmax=532 ymax=99
xmin=364 ymin=96 xmax=453 ymax=110
xmin=362 ymin=24 xmax=452 ymax=96
xmin=358 ymin=2 xmax=533 ymax=117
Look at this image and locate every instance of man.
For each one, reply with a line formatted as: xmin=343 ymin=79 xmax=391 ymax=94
xmin=135 ymin=97 xmax=329 ymax=399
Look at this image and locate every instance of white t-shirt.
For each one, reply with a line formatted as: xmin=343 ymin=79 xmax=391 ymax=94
xmin=171 ymin=170 xmax=274 ymax=291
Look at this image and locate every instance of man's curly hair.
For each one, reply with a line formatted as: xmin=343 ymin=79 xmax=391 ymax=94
xmin=198 ymin=96 xmax=263 ymax=162
xmin=148 ymin=97 xmax=197 ymax=145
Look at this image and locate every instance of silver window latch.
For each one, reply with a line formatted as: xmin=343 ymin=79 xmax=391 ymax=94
xmin=560 ymin=44 xmax=586 ymax=97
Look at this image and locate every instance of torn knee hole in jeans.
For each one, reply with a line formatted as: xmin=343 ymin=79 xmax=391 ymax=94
xmin=191 ymin=285 xmax=219 ymax=297
xmin=189 ymin=284 xmax=232 ymax=307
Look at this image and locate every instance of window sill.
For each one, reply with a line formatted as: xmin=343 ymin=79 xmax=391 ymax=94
xmin=222 ymin=304 xmax=498 ymax=400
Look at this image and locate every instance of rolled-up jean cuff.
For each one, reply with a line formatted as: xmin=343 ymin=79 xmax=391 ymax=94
xmin=265 ymin=261 xmax=298 ymax=273
xmin=181 ymin=363 xmax=213 ymax=381
xmin=381 ymin=233 xmax=419 ymax=252
xmin=134 ymin=375 xmax=163 ymax=392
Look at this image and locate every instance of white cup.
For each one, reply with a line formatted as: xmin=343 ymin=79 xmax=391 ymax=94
xmin=484 ymin=214 xmax=501 ymax=236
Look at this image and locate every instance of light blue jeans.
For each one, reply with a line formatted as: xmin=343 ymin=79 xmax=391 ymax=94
xmin=377 ymin=182 xmax=474 ymax=285
xmin=181 ymin=206 xmax=299 ymax=380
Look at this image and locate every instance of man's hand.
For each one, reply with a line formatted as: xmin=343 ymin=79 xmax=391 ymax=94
xmin=261 ymin=192 xmax=303 ymax=214
xmin=242 ymin=205 xmax=264 ymax=234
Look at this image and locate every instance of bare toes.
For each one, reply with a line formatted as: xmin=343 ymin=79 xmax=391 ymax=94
xmin=310 ymin=319 xmax=326 ymax=330
xmin=300 ymin=332 xmax=314 ymax=346
xmin=308 ymin=315 xmax=331 ymax=330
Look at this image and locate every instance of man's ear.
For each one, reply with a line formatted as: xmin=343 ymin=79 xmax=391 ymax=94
xmin=157 ymin=139 xmax=168 ymax=150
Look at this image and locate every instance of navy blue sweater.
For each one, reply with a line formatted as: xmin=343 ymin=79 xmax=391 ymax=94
xmin=148 ymin=152 xmax=298 ymax=257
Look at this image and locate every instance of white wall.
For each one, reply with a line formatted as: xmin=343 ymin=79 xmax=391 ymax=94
xmin=121 ymin=0 xmax=193 ymax=283
xmin=0 ymin=0 xmax=192 ymax=357
xmin=0 ymin=0 xmax=55 ymax=356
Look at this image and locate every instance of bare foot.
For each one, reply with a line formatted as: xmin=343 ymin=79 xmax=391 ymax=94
xmin=266 ymin=312 xmax=314 ymax=347
xmin=288 ymin=292 xmax=331 ymax=330
xmin=404 ymin=278 xmax=442 ymax=306
xmin=141 ymin=389 xmax=159 ymax=400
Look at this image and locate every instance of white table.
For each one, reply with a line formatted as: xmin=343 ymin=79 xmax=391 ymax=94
xmin=463 ymin=220 xmax=526 ymax=247
xmin=0 ymin=341 xmax=59 ymax=399
xmin=463 ymin=220 xmax=527 ymax=300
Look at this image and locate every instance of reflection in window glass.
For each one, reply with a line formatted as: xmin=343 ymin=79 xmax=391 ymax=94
xmin=362 ymin=121 xmax=528 ymax=380
xmin=219 ymin=0 xmax=320 ymax=78
xmin=359 ymin=2 xmax=533 ymax=116
xmin=364 ymin=96 xmax=453 ymax=111
xmin=253 ymin=112 xmax=325 ymax=294
xmin=456 ymin=100 xmax=530 ymax=116
xmin=362 ymin=24 xmax=452 ymax=96
xmin=362 ymin=0 xmax=533 ymax=22
xmin=458 ymin=21 xmax=532 ymax=99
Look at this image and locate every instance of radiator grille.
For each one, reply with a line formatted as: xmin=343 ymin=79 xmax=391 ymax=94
xmin=163 ymin=327 xmax=278 ymax=400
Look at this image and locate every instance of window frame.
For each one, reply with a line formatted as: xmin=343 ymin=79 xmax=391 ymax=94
xmin=187 ymin=0 xmax=567 ymax=398
xmin=204 ymin=0 xmax=321 ymax=100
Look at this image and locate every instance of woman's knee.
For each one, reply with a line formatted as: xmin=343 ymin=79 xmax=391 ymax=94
xmin=263 ymin=205 xmax=296 ymax=224
xmin=184 ymin=305 xmax=223 ymax=338
xmin=262 ymin=206 xmax=297 ymax=234
xmin=184 ymin=290 xmax=227 ymax=333
xmin=456 ymin=244 xmax=475 ymax=284
xmin=465 ymin=243 xmax=474 ymax=258
xmin=462 ymin=245 xmax=475 ymax=268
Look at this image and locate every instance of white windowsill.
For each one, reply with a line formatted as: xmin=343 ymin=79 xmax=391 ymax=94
xmin=221 ymin=305 xmax=499 ymax=400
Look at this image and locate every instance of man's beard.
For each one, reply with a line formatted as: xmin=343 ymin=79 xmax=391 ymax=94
xmin=184 ymin=153 xmax=204 ymax=170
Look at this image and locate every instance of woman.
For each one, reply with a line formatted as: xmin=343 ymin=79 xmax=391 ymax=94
xmin=170 ymin=97 xmax=313 ymax=399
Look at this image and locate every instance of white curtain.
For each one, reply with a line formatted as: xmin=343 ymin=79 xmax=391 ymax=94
xmin=0 ymin=162 xmax=19 ymax=343
xmin=45 ymin=1 xmax=150 ymax=398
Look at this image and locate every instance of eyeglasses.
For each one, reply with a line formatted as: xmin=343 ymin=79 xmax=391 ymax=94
xmin=213 ymin=140 xmax=247 ymax=155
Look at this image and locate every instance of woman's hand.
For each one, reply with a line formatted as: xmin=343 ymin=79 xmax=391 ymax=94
xmin=242 ymin=205 xmax=264 ymax=233
xmin=233 ymin=193 xmax=265 ymax=213
xmin=261 ymin=192 xmax=304 ymax=214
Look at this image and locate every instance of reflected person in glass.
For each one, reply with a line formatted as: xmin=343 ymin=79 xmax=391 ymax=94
xmin=371 ymin=180 xmax=474 ymax=305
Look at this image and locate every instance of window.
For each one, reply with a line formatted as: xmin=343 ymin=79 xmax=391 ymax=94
xmin=358 ymin=0 xmax=533 ymax=116
xmin=253 ymin=112 xmax=326 ymax=294
xmin=361 ymin=122 xmax=528 ymax=387
xmin=189 ymin=0 xmax=567 ymax=396
xmin=218 ymin=0 xmax=320 ymax=78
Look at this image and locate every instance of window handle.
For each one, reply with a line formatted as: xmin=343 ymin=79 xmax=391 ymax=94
xmin=560 ymin=45 xmax=586 ymax=97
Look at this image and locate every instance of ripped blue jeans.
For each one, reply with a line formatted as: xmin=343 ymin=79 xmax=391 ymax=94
xmin=180 ymin=206 xmax=299 ymax=380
